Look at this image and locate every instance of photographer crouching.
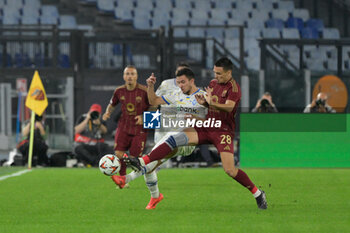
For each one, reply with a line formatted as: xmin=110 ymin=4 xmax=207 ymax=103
xmin=74 ymin=103 xmax=114 ymax=167
xmin=252 ymin=92 xmax=278 ymax=113
xmin=303 ymin=92 xmax=336 ymax=113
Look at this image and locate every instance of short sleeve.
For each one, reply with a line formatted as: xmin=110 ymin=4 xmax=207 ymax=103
xmin=109 ymin=88 xmax=120 ymax=106
xmin=227 ymin=88 xmax=240 ymax=102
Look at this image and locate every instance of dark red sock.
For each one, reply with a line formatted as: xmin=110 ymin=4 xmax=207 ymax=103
xmin=143 ymin=142 xmax=172 ymax=165
xmin=234 ymin=169 xmax=257 ymax=193
xmin=119 ymin=159 xmax=127 ymax=176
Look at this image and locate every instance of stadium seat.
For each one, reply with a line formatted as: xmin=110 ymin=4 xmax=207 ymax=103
xmin=262 ymin=28 xmax=281 ymax=38
xmin=133 ymin=9 xmax=152 ymax=20
xmin=133 ymin=18 xmax=151 ymax=29
xmin=41 ymin=5 xmax=60 ymax=18
xmin=191 ymin=11 xmax=209 ymax=20
xmin=97 ymin=0 xmax=115 ymax=12
xmin=255 ymin=0 xmax=274 ymax=11
xmin=282 ymin=28 xmax=300 ymax=38
xmin=245 ymin=18 xmax=265 ymax=29
xmin=6 ymin=0 xmax=23 ymax=8
xmin=188 ymin=27 xmax=205 ymax=37
xmin=301 ymin=28 xmax=319 ymax=39
xmin=305 ymin=58 xmax=326 ymax=71
xmin=114 ymin=8 xmax=133 ymax=21
xmin=135 ymin=0 xmax=155 ymax=10
xmin=174 ymin=0 xmax=193 ymax=9
xmin=285 ymin=17 xmax=304 ymax=31
xmin=207 ymin=18 xmax=226 ymax=26
xmin=21 ymin=15 xmax=39 ymax=25
xmin=173 ymin=28 xmax=187 ymax=37
xmin=193 ymin=0 xmax=212 ymax=10
xmin=115 ymin=0 xmax=134 ymax=9
xmin=206 ymin=27 xmax=224 ymax=42
xmin=250 ymin=10 xmax=270 ymax=22
xmin=266 ymin=18 xmax=285 ymax=30
xmin=154 ymin=0 xmax=173 ymax=9
xmin=171 ymin=10 xmax=190 ymax=25
xmin=22 ymin=7 xmax=40 ymax=18
xmin=58 ymin=54 xmax=70 ymax=68
xmin=213 ymin=0 xmax=233 ymax=9
xmin=234 ymin=1 xmax=253 ymax=10
xmin=59 ymin=15 xmax=77 ymax=29
xmin=226 ymin=18 xmax=244 ymax=26
xmin=40 ymin=15 xmax=58 ymax=25
xmin=231 ymin=9 xmax=250 ymax=21
xmin=189 ymin=18 xmax=208 ymax=26
xmin=276 ymin=1 xmax=294 ymax=11
xmin=24 ymin=0 xmax=41 ymax=8
xmin=209 ymin=8 xmax=229 ymax=21
xmin=3 ymin=12 xmax=20 ymax=25
xmin=292 ymin=8 xmax=310 ymax=21
xmin=271 ymin=9 xmax=290 ymax=21
xmin=306 ymin=18 xmax=324 ymax=32
xmin=244 ymin=28 xmax=261 ymax=38
xmin=322 ymin=28 xmax=340 ymax=39
xmin=224 ymin=28 xmax=240 ymax=39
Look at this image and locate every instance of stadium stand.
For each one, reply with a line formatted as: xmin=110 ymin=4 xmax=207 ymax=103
xmin=0 ymin=0 xmax=349 ymax=72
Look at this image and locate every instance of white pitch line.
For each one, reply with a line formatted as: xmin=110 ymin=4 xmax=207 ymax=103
xmin=0 ymin=169 xmax=32 ymax=181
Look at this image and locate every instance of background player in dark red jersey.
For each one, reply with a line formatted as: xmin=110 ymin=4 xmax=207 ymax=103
xmin=125 ymin=58 xmax=268 ymax=209
xmin=102 ymin=65 xmax=151 ymax=177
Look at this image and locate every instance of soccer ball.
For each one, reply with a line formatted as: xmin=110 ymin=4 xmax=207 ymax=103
xmin=99 ymin=154 xmax=121 ymax=176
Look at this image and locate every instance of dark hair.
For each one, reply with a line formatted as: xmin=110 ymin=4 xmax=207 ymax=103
xmin=176 ymin=62 xmax=190 ymax=68
xmin=125 ymin=65 xmax=137 ymax=70
xmin=215 ymin=57 xmax=233 ymax=71
xmin=176 ymin=67 xmax=195 ymax=80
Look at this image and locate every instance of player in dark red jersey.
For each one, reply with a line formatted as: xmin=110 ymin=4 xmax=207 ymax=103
xmin=102 ymin=65 xmax=151 ymax=177
xmin=124 ymin=58 xmax=267 ymax=209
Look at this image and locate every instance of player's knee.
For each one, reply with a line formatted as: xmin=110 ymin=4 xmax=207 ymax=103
xmin=224 ymin=167 xmax=238 ymax=178
xmin=165 ymin=132 xmax=189 ymax=149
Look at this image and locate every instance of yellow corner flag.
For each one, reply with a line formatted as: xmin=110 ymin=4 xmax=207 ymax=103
xmin=25 ymin=70 xmax=48 ymax=116
xmin=25 ymin=71 xmax=48 ymax=169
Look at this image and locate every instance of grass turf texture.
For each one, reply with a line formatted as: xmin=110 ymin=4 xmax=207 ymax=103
xmin=0 ymin=167 xmax=349 ymax=233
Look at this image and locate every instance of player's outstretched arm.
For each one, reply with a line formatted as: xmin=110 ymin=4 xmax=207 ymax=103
xmin=146 ymin=73 xmax=166 ymax=106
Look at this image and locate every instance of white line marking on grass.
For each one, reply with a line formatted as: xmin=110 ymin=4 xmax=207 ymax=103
xmin=0 ymin=169 xmax=32 ymax=181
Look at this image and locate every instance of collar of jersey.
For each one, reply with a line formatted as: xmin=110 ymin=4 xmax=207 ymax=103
xmin=186 ymin=88 xmax=200 ymax=98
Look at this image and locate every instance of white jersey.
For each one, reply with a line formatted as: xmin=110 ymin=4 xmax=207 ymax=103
xmin=161 ymin=88 xmax=207 ymax=121
xmin=154 ymin=79 xmax=181 ymax=143
xmin=156 ymin=88 xmax=207 ymax=157
xmin=155 ymin=78 xmax=180 ymax=97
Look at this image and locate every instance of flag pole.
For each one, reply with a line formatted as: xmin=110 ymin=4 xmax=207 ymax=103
xmin=27 ymin=111 xmax=36 ymax=169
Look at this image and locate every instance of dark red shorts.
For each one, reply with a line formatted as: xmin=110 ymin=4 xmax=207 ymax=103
xmin=195 ymin=127 xmax=234 ymax=154
xmin=114 ymin=127 xmax=147 ymax=157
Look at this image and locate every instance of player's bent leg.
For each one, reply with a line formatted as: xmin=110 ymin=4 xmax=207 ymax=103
xmin=111 ymin=175 xmax=126 ymax=189
xmin=220 ymin=152 xmax=239 ymax=178
xmin=220 ymin=152 xmax=268 ymax=209
xmin=115 ymin=151 xmax=128 ymax=176
xmin=124 ymin=128 xmax=199 ymax=171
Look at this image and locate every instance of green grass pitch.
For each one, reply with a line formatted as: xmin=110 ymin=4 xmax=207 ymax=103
xmin=0 ymin=167 xmax=349 ymax=233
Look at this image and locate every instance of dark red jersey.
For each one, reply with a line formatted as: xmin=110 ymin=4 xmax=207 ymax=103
xmin=110 ymin=84 xmax=150 ymax=135
xmin=207 ymin=79 xmax=241 ymax=132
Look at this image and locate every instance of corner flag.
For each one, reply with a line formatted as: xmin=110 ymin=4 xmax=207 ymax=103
xmin=25 ymin=71 xmax=48 ymax=169
xmin=25 ymin=71 xmax=48 ymax=116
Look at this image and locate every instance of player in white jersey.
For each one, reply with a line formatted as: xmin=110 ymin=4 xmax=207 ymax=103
xmin=154 ymin=63 xmax=188 ymax=144
xmin=111 ymin=68 xmax=206 ymax=209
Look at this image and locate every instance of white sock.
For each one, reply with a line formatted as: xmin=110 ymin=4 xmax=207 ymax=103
xmin=144 ymin=171 xmax=160 ymax=198
xmin=253 ymin=189 xmax=262 ymax=198
xmin=125 ymin=171 xmax=142 ymax=183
